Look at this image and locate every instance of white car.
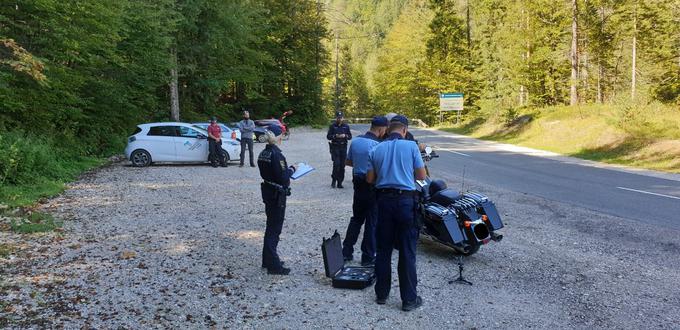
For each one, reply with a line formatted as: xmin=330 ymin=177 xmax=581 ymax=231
xmin=124 ymin=122 xmax=240 ymax=167
xmin=192 ymin=122 xmax=242 ymax=141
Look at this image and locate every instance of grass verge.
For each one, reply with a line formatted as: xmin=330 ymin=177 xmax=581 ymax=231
xmin=441 ymin=103 xmax=680 ymax=173
xmin=0 ymin=243 xmax=15 ymax=258
xmin=8 ymin=211 xmax=63 ymax=234
xmin=1 ymin=131 xmax=105 ymax=208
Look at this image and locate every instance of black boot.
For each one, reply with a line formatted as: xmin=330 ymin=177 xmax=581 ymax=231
xmin=267 ymin=267 xmax=291 ymax=275
xmin=331 ymin=179 xmax=336 ymax=188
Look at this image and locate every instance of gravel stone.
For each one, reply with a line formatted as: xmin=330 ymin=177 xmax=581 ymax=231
xmin=1 ymin=128 xmax=679 ymax=329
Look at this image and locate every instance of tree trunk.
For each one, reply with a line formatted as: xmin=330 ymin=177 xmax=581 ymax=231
xmin=596 ymin=5 xmax=604 ymax=103
xmin=334 ymin=31 xmax=340 ymax=113
xmin=466 ymin=0 xmax=471 ymax=50
xmin=597 ymin=62 xmax=603 ymax=103
xmin=631 ymin=5 xmax=637 ymax=100
xmin=169 ymin=48 xmax=180 ymax=122
xmin=570 ymin=0 xmax=579 ymax=106
xmin=519 ymin=5 xmax=529 ymax=106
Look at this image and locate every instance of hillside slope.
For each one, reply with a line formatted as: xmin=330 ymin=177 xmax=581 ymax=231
xmin=444 ymin=104 xmax=680 ymax=173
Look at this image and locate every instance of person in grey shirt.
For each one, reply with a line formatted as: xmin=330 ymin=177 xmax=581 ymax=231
xmin=237 ymin=110 xmax=256 ymax=167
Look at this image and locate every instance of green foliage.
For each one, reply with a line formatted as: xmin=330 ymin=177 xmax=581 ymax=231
xmin=0 ymin=131 xmax=103 ymax=206
xmin=0 ymin=0 xmax=329 ymax=206
xmin=0 ymin=131 xmax=101 ymax=186
xmin=0 ymin=243 xmax=16 ymax=258
xmin=10 ymin=212 xmax=62 ymax=234
xmin=372 ymin=0 xmax=433 ymax=119
xmin=329 ymin=0 xmax=679 ymax=125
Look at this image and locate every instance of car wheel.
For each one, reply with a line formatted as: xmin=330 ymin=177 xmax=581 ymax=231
xmin=220 ymin=149 xmax=229 ymax=167
xmin=131 ymin=149 xmax=151 ymax=167
xmin=257 ymin=133 xmax=267 ymax=143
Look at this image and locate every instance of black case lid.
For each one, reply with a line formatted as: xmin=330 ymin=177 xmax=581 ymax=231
xmin=322 ymin=231 xmax=344 ymax=278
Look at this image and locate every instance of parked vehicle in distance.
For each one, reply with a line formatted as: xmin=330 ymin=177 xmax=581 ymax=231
xmin=253 ymin=126 xmax=270 ymax=143
xmin=192 ymin=122 xmax=242 ymax=141
xmin=253 ymin=110 xmax=293 ymax=142
xmin=125 ymin=122 xmax=240 ymax=167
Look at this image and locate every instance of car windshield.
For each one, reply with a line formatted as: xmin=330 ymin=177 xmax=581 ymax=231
xmin=192 ymin=125 xmax=209 ymax=134
xmin=192 ymin=123 xmax=231 ymax=132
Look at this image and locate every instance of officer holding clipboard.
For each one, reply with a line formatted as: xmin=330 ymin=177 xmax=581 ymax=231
xmin=257 ymin=126 xmax=297 ymax=275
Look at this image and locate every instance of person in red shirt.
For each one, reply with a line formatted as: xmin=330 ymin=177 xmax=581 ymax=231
xmin=207 ymin=116 xmax=222 ymax=167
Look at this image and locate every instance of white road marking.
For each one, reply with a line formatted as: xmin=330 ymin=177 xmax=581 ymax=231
xmin=616 ymin=187 xmax=680 ymax=200
xmin=434 ymin=148 xmax=471 ymax=157
xmin=449 ymin=150 xmax=471 ymax=157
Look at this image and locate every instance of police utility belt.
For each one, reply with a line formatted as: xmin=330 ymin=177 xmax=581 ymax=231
xmin=263 ymin=180 xmax=291 ymax=196
xmin=377 ymin=188 xmax=417 ymax=197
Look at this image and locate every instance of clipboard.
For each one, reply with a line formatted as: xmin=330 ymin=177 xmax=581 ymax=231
xmin=291 ymin=162 xmax=314 ymax=180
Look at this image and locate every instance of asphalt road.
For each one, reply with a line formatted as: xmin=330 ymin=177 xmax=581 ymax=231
xmin=351 ymin=125 xmax=680 ymax=230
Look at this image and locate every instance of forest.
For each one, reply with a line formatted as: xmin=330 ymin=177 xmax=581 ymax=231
xmin=1 ymin=0 xmax=679 ymax=205
xmin=329 ymin=0 xmax=679 ymax=121
xmin=0 ymin=0 xmax=327 ymax=204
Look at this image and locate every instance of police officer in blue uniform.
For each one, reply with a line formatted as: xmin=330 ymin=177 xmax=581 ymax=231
xmin=342 ymin=116 xmax=388 ymax=266
xmin=367 ymin=115 xmax=427 ymax=312
xmin=326 ymin=111 xmax=352 ymax=188
xmin=258 ymin=126 xmax=297 ymax=275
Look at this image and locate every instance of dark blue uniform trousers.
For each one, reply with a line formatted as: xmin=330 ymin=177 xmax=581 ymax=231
xmin=374 ymin=193 xmax=419 ymax=303
xmin=262 ymin=198 xmax=286 ymax=270
xmin=342 ymin=176 xmax=377 ymax=263
xmin=330 ymin=144 xmax=347 ymax=183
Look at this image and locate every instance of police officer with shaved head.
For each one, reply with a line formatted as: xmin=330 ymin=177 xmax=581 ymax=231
xmin=326 ymin=111 xmax=352 ymax=188
xmin=342 ymin=116 xmax=388 ymax=266
xmin=367 ymin=114 xmax=427 ymax=312
xmin=258 ymin=125 xmax=297 ymax=275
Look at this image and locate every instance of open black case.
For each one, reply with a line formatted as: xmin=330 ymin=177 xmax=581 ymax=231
xmin=321 ymin=231 xmax=375 ymax=289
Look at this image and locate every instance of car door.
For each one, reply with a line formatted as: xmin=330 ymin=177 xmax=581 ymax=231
xmin=174 ymin=126 xmax=209 ymax=162
xmin=146 ymin=125 xmax=178 ymax=161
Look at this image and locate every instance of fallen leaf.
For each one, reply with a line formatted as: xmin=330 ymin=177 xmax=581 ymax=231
xmin=119 ymin=251 xmax=136 ymax=260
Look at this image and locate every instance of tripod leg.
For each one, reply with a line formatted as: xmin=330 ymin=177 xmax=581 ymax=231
xmin=449 ymin=255 xmax=473 ymax=285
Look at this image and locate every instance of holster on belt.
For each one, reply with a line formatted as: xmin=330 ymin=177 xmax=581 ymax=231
xmin=414 ymin=194 xmax=424 ymax=230
xmin=352 ymin=174 xmax=374 ymax=191
xmin=263 ymin=181 xmax=290 ymax=207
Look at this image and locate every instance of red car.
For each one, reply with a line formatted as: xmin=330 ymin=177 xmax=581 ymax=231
xmin=254 ymin=110 xmax=292 ymax=142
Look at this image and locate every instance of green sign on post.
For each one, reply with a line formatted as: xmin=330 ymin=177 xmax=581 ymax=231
xmin=439 ymin=93 xmax=464 ymax=111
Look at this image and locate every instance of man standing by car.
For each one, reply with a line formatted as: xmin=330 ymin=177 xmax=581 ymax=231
xmin=207 ymin=116 xmax=222 ymax=168
xmin=237 ymin=110 xmax=256 ymax=167
xmin=342 ymin=116 xmax=388 ymax=266
xmin=326 ymin=111 xmax=352 ymax=188
xmin=258 ymin=125 xmax=297 ymax=275
xmin=367 ymin=114 xmax=427 ymax=312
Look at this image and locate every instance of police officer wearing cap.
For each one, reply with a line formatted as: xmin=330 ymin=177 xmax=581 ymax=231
xmin=326 ymin=111 xmax=352 ymax=188
xmin=342 ymin=116 xmax=388 ymax=266
xmin=367 ymin=114 xmax=427 ymax=312
xmin=385 ymin=112 xmax=422 ymax=148
xmin=257 ymin=125 xmax=297 ymax=275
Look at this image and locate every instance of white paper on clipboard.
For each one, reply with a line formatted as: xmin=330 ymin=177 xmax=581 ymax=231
xmin=291 ymin=162 xmax=315 ymax=180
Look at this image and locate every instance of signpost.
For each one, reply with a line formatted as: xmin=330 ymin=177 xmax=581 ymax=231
xmin=439 ymin=93 xmax=464 ymax=124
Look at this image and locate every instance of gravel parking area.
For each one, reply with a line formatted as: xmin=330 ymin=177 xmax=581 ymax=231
xmin=2 ymin=128 xmax=680 ymax=329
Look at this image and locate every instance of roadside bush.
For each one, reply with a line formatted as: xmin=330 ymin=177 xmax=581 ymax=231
xmin=0 ymin=131 xmax=100 ymax=186
xmin=501 ymin=107 xmax=520 ymax=125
